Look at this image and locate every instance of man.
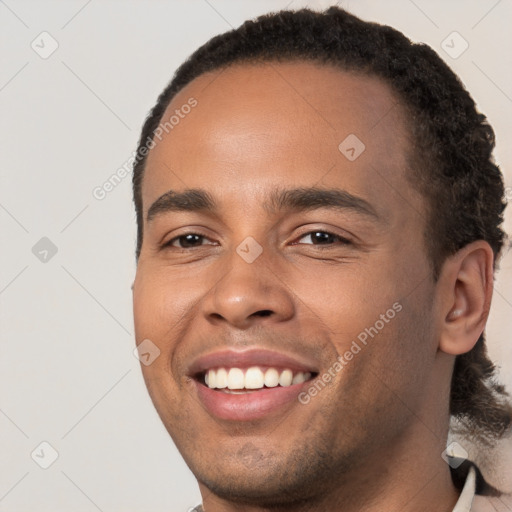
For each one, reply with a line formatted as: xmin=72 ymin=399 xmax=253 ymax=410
xmin=131 ymin=6 xmax=511 ymax=511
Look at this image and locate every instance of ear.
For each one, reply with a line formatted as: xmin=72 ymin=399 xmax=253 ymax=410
xmin=437 ymin=240 xmax=494 ymax=356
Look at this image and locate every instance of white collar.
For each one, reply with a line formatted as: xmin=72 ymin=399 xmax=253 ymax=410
xmin=453 ymin=465 xmax=477 ymax=512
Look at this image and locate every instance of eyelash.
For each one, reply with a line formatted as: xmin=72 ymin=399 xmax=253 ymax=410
xmin=162 ymin=230 xmax=352 ymax=250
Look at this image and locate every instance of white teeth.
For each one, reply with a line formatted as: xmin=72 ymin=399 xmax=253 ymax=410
xmin=264 ymin=368 xmax=279 ymax=387
xmin=292 ymin=372 xmax=305 ymax=385
xmin=279 ymin=369 xmax=293 ymax=387
xmin=227 ymin=368 xmax=245 ymax=389
xmin=245 ymin=367 xmax=264 ymax=389
xmin=205 ymin=367 xmax=312 ymax=390
xmin=216 ymin=368 xmax=228 ymax=389
xmin=207 ymin=369 xmax=216 ymax=388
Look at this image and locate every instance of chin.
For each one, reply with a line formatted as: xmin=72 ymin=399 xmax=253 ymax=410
xmin=188 ymin=443 xmax=355 ymax=507
xmin=196 ymin=469 xmax=316 ymax=507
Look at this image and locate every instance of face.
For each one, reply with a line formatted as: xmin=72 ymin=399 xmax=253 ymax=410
xmin=133 ymin=62 xmax=442 ymax=505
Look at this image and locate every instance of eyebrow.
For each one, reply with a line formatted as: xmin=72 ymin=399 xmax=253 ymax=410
xmin=146 ymin=186 xmax=380 ymax=223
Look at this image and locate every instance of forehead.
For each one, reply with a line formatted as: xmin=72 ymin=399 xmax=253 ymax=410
xmin=142 ymin=61 xmax=420 ymax=222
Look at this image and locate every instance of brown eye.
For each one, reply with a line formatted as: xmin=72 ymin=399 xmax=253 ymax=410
xmin=164 ymin=233 xmax=213 ymax=249
xmin=296 ymin=231 xmax=351 ymax=246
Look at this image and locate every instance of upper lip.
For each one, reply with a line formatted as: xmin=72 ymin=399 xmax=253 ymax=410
xmin=188 ymin=348 xmax=320 ymax=378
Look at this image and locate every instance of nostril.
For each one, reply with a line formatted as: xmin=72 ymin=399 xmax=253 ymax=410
xmin=255 ymin=310 xmax=272 ymax=317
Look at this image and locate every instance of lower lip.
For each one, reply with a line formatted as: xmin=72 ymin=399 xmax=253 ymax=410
xmin=194 ymin=380 xmax=311 ymax=421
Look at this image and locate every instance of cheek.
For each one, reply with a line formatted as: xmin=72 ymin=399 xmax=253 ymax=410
xmin=133 ymin=272 xmax=175 ymax=387
xmin=132 ymin=266 xmax=205 ymax=386
xmin=133 ymin=267 xmax=194 ymax=338
xmin=290 ymin=261 xmax=402 ymax=343
xmin=354 ymin=295 xmax=437 ymax=418
xmin=310 ymin=262 xmax=433 ymax=402
xmin=133 ymin=278 xmax=192 ymax=426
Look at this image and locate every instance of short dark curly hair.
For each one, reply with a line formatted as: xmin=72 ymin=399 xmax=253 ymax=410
xmin=132 ymin=6 xmax=511 ymax=442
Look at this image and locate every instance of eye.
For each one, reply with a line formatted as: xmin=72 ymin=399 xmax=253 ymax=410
xmin=293 ymin=230 xmax=352 ymax=246
xmin=161 ymin=230 xmax=351 ymax=250
xmin=163 ymin=232 xmax=215 ymax=249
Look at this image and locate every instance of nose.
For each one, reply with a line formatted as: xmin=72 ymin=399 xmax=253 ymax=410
xmin=201 ymin=246 xmax=295 ymax=330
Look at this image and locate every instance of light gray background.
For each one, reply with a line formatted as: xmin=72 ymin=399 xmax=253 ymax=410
xmin=1 ymin=1 xmax=511 ymax=511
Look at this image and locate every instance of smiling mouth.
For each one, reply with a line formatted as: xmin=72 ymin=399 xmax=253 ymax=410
xmin=197 ymin=366 xmax=318 ymax=393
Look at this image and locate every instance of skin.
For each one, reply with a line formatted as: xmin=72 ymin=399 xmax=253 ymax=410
xmin=132 ymin=62 xmax=493 ymax=511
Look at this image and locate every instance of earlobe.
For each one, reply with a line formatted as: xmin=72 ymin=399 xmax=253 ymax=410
xmin=438 ymin=241 xmax=494 ymax=356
